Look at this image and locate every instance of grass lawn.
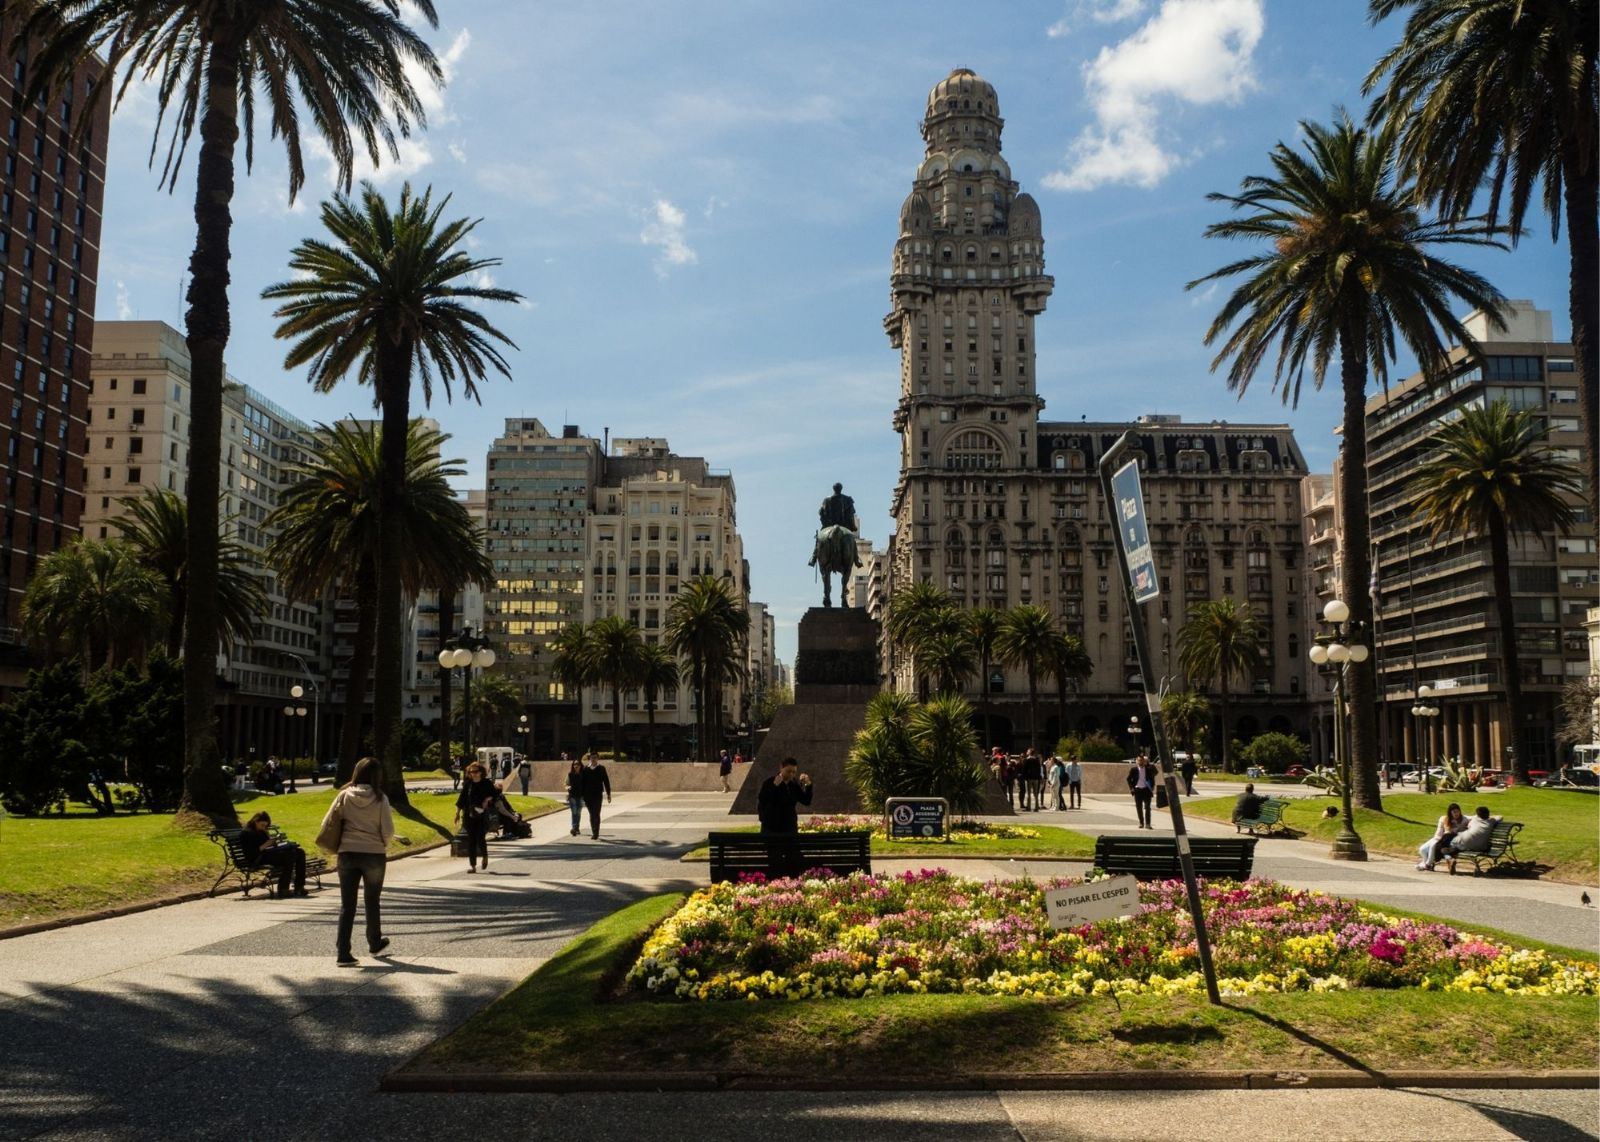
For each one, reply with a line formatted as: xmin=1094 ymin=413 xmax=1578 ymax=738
xmin=400 ymin=893 xmax=1599 ymax=1079
xmin=1185 ymin=787 xmax=1600 ymax=882
xmin=0 ymin=788 xmax=560 ymax=930
xmin=680 ymin=824 xmax=1096 ymax=862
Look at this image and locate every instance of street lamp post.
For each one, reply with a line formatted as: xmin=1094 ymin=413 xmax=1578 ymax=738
xmin=439 ymin=625 xmax=496 ymax=776
xmin=1308 ymin=598 xmax=1369 ymax=861
xmin=1411 ymin=685 xmax=1440 ymax=794
xmin=519 ymin=713 xmax=533 ymax=759
xmin=280 ymin=700 xmax=308 ymax=793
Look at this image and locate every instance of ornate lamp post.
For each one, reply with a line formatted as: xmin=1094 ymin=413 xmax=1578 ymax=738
xmin=1411 ymin=685 xmax=1440 ymax=794
xmin=1128 ymin=714 xmax=1143 ymax=754
xmin=280 ymin=700 xmax=308 ymax=793
xmin=1308 ymin=598 xmax=1368 ymax=861
xmin=519 ymin=713 xmax=534 ymax=759
xmin=438 ymin=625 xmax=496 ymax=774
xmin=284 ymin=653 xmax=322 ymax=782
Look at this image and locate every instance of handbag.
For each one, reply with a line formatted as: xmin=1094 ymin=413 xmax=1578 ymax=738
xmin=314 ymin=802 xmax=344 ymax=854
xmin=1155 ymin=784 xmax=1169 ymax=810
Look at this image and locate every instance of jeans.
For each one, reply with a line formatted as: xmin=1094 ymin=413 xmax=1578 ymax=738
xmin=463 ymin=813 xmax=489 ymax=866
xmin=568 ymin=795 xmax=583 ymax=832
xmin=336 ymin=852 xmax=386 ymax=955
xmin=258 ymin=845 xmax=306 ymax=894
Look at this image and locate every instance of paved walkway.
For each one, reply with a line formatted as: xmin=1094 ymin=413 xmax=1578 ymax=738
xmin=0 ymin=789 xmax=1596 ymax=1142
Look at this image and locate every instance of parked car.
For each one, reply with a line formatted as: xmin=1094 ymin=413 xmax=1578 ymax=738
xmin=1397 ymin=767 xmax=1447 ymax=784
xmin=1282 ymin=765 xmax=1309 ymax=778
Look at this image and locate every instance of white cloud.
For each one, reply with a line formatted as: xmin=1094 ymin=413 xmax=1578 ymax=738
xmin=448 ymin=141 xmax=467 ymax=164
xmin=1044 ymin=0 xmax=1263 ymax=191
xmin=640 ymin=198 xmax=697 ymax=278
xmin=115 ymin=280 xmax=133 ymax=320
xmin=1047 ymin=0 xmax=1146 ymax=37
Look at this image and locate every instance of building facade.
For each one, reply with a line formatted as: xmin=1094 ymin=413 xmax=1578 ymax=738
xmin=1366 ymin=302 xmax=1595 ymax=771
xmin=0 ymin=28 xmax=108 ymax=690
xmin=884 ymin=70 xmax=1312 ymax=751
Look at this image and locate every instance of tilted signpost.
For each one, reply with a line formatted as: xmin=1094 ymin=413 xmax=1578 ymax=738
xmin=1100 ymin=436 xmax=1222 ymax=1005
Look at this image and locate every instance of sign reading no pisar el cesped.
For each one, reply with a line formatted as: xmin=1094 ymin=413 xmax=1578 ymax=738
xmin=1042 ymin=875 xmax=1141 ymax=929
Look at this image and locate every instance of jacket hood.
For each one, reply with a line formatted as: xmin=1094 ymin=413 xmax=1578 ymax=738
xmin=343 ymin=785 xmax=383 ymax=808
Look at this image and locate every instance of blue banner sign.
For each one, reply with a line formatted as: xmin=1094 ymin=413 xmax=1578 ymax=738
xmin=1112 ymin=459 xmax=1159 ymax=603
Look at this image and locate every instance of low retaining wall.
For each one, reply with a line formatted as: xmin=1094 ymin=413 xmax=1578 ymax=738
xmin=516 ymin=760 xmax=752 ymax=795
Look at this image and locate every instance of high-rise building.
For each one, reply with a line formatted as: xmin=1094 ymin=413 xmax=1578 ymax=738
xmin=0 ymin=26 xmax=108 ymax=690
xmin=1366 ymin=301 xmax=1594 ymax=771
xmin=884 ymin=70 xmax=1311 ymax=750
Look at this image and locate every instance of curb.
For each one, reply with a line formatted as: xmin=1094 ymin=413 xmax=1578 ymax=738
xmin=379 ymin=1068 xmax=1600 ymax=1094
xmin=679 ymin=853 xmax=1094 ymax=865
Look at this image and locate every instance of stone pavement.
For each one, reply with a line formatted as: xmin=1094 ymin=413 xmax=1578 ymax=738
xmin=0 ymin=788 xmax=1595 ymax=1142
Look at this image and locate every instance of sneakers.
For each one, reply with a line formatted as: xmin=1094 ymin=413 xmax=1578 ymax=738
xmin=369 ymin=937 xmax=390 ymax=955
xmin=336 ymin=954 xmax=358 ymax=967
xmin=569 ymin=828 xmax=579 ymax=836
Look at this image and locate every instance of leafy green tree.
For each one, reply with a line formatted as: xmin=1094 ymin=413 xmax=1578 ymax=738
xmin=421 ymin=740 xmax=468 ymax=770
xmin=755 ymin=683 xmax=793 ymax=727
xmin=583 ymin=616 xmax=646 ymax=761
xmin=0 ymin=660 xmax=90 ymax=815
xmin=1411 ymin=400 xmax=1583 ymax=782
xmin=20 ymin=539 xmax=165 ymax=673
xmin=1161 ymin=690 xmax=1212 ymax=763
xmin=964 ymin=607 xmax=1004 ymax=747
xmin=919 ymin=627 xmax=975 ymax=696
xmin=396 ymin=717 xmax=434 ymax=768
xmin=995 ymin=605 xmax=1057 ymax=752
xmin=1188 ymin=113 xmax=1504 ymax=807
xmin=1238 ymin=731 xmax=1311 ymax=773
xmin=19 ymin=0 xmax=443 ymax=822
xmin=1044 ymin=630 xmax=1093 ymax=744
xmin=265 ymin=184 xmax=519 ymax=801
xmin=847 ymin=692 xmax=986 ymax=815
xmin=1557 ymin=677 xmax=1600 ymax=752
xmin=664 ymin=575 xmax=749 ymax=762
xmin=87 ymin=655 xmax=185 ymax=813
xmin=1176 ymin=599 xmax=1265 ymax=774
xmin=1366 ymin=0 xmax=1599 ymax=516
xmin=457 ymin=671 xmax=522 ymax=750
xmin=885 ymin=582 xmax=958 ymax=699
xmin=637 ymin=643 xmax=681 ymax=762
xmin=550 ymin=622 xmax=595 ymax=705
xmin=266 ymin=420 xmax=490 ymax=786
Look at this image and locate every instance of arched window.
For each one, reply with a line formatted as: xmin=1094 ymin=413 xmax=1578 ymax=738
xmin=943 ymin=429 xmax=1004 ymax=470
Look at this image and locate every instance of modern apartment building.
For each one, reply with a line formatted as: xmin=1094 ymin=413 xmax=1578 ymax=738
xmin=1366 ymin=302 xmax=1595 ymax=770
xmin=883 ymin=69 xmax=1311 ymax=751
xmin=0 ymin=25 xmax=108 ymax=690
xmin=85 ymin=321 xmax=327 ymax=762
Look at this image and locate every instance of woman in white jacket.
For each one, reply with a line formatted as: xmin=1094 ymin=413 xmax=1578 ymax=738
xmin=1416 ymin=802 xmax=1465 ymax=871
xmin=318 ymin=757 xmax=395 ymax=965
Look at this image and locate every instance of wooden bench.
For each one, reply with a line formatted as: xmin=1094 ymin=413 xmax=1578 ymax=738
xmin=1094 ymin=833 xmax=1257 ymax=881
xmin=208 ymin=828 xmax=328 ymax=898
xmin=1448 ymin=820 xmax=1527 ymax=876
xmin=1234 ymin=798 xmax=1291 ymax=836
xmin=708 ymin=830 xmax=872 ymax=883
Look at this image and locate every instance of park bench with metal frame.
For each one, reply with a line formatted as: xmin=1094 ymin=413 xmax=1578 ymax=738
xmin=1234 ymin=798 xmax=1291 ymax=837
xmin=207 ymin=828 xmax=328 ymax=898
xmin=1447 ymin=820 xmax=1528 ymax=877
xmin=707 ymin=830 xmax=871 ymax=883
xmin=1094 ymin=833 xmax=1257 ymax=881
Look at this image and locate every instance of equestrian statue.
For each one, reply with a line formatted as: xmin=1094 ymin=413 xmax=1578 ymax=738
xmin=810 ymin=482 xmax=862 ymax=608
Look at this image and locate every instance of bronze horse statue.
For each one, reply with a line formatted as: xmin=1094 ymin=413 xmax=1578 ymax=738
xmin=810 ymin=524 xmax=860 ymax=607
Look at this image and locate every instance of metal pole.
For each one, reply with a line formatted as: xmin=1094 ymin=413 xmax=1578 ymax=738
xmin=1099 ymin=431 xmax=1221 ymax=1006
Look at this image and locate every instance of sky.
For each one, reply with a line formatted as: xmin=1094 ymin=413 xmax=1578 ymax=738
xmin=91 ymin=0 xmax=1572 ymax=666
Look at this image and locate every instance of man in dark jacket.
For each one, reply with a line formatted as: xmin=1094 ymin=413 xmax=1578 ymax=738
xmin=578 ymin=754 xmax=612 ymax=839
xmin=1126 ymin=753 xmax=1158 ymax=829
xmin=757 ymin=757 xmax=813 ymax=833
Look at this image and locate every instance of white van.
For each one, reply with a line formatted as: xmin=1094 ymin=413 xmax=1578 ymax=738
xmin=476 ymin=746 xmax=515 ymax=779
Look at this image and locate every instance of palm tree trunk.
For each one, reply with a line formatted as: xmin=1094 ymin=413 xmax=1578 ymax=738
xmin=612 ymin=683 xmax=623 ymax=760
xmin=646 ymin=697 xmax=657 ymax=762
xmin=1338 ymin=317 xmax=1382 ymax=809
xmin=1487 ymin=510 xmax=1529 ymax=783
xmin=165 ymin=575 xmax=185 ymax=659
xmin=178 ymin=26 xmax=244 ymax=823
xmin=437 ymin=584 xmax=455 ymax=769
xmin=338 ymin=555 xmax=378 ymax=784
xmin=1054 ymin=676 xmax=1068 ymax=749
xmin=1026 ymin=667 xmax=1040 ymax=752
xmin=373 ymin=351 xmax=413 ymax=807
xmin=1562 ymin=145 xmax=1599 ymax=521
xmin=1218 ymin=682 xmax=1232 ymax=773
xmin=979 ymin=651 xmax=992 ymax=748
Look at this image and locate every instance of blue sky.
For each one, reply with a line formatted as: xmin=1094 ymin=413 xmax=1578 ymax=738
xmin=92 ymin=0 xmax=1571 ymax=665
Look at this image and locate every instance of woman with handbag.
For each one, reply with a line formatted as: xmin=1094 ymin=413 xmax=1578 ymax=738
xmin=316 ymin=756 xmax=395 ymax=966
xmin=454 ymin=761 xmax=498 ymax=871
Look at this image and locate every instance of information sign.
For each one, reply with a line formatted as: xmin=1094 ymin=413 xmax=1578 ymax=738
xmin=1111 ymin=459 xmax=1158 ymax=603
xmin=884 ymin=797 xmax=949 ymax=840
xmin=1043 ymin=875 xmax=1141 ymax=929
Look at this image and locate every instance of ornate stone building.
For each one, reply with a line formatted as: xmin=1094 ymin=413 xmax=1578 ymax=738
xmin=885 ymin=70 xmax=1312 ymax=753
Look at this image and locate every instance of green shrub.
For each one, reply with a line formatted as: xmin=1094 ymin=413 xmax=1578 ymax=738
xmin=847 ymin=692 xmax=986 ymax=815
xmin=1238 ymin=731 xmax=1310 ymax=772
xmin=0 ymin=661 xmax=90 ymax=816
xmin=1077 ymin=731 xmax=1125 ymax=763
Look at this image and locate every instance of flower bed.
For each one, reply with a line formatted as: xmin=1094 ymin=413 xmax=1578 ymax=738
xmin=627 ymin=870 xmax=1600 ymax=1002
xmin=800 ymin=814 xmax=1041 ymax=841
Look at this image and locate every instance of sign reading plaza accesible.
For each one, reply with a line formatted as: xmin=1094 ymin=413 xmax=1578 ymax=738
xmin=1043 ymin=875 xmax=1141 ymax=929
xmin=884 ymin=797 xmax=949 ymax=840
xmin=1111 ymin=459 xmax=1159 ymax=604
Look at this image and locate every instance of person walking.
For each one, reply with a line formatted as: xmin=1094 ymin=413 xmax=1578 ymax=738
xmin=563 ymin=757 xmax=585 ymax=836
xmin=1065 ymin=756 xmax=1083 ymax=809
xmin=1180 ymin=754 xmax=1198 ymax=797
xmin=317 ymin=757 xmax=394 ymax=966
xmin=454 ymin=760 xmax=497 ymax=873
xmin=578 ymin=752 xmax=612 ymax=839
xmin=1126 ymin=752 xmax=1158 ymax=829
xmin=1046 ymin=755 xmax=1066 ymax=811
xmin=516 ymin=755 xmax=532 ymax=797
xmin=719 ymin=749 xmax=734 ymax=793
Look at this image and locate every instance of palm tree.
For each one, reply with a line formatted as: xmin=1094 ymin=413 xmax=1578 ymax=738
xmin=20 ymin=539 xmax=164 ymax=672
xmin=457 ymin=671 xmax=521 ymax=750
xmin=885 ymin=581 xmax=957 ymax=698
xmin=265 ymin=420 xmax=490 ymax=786
xmin=18 ymin=0 xmax=442 ymax=822
xmin=1411 ymin=400 xmax=1583 ymax=782
xmin=1188 ymin=112 xmax=1505 ymax=808
xmin=1176 ymin=599 xmax=1265 ymax=774
xmin=548 ymin=623 xmax=596 ymax=751
xmin=664 ymin=575 xmax=749 ymax=762
xmin=585 ymin=615 xmax=646 ymax=760
xmin=919 ymin=627 xmax=975 ymax=696
xmin=111 ymin=489 xmax=266 ymax=657
xmin=1044 ymin=630 xmax=1093 ymax=748
xmin=995 ymin=605 xmax=1057 ymax=752
xmin=637 ymin=643 xmax=680 ymax=762
xmin=964 ymin=607 xmax=1004 ymax=749
xmin=1365 ymin=0 xmax=1599 ymax=517
xmin=1161 ymin=690 xmax=1212 ymax=766
xmin=264 ymin=185 xmax=519 ymax=796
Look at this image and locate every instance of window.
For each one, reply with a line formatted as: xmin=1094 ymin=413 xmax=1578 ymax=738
xmin=126 ymin=467 xmax=141 ymax=483
xmin=132 ymin=378 xmax=146 ymax=395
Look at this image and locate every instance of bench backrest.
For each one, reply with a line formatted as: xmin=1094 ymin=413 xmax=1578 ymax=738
xmin=1485 ymin=820 xmax=1521 ymax=856
xmin=1094 ymin=833 xmax=1256 ymax=880
xmin=707 ymin=831 xmax=871 ymax=883
xmin=209 ymin=829 xmax=257 ymax=868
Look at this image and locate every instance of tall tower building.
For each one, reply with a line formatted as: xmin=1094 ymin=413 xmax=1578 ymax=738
xmin=0 ymin=26 xmax=108 ymax=690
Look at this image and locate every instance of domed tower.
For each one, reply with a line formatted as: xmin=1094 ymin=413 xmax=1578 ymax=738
xmin=885 ymin=70 xmax=1055 ymax=624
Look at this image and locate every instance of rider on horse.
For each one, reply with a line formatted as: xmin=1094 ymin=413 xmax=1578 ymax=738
xmin=811 ymin=483 xmax=861 ymax=607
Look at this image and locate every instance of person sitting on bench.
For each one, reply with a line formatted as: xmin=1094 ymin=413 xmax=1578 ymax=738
xmin=1429 ymin=805 xmax=1498 ymax=868
xmin=241 ymin=811 xmax=308 ymax=898
xmin=1231 ymin=783 xmax=1265 ymax=825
